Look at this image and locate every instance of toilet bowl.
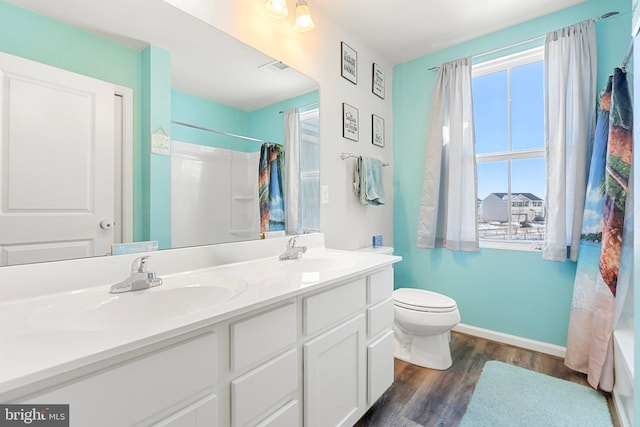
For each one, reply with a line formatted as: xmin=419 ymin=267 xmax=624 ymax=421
xmin=393 ymin=288 xmax=460 ymax=370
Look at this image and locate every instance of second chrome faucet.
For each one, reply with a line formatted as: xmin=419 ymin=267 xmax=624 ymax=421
xmin=279 ymin=236 xmax=307 ymax=261
xmin=110 ymin=256 xmax=163 ymax=294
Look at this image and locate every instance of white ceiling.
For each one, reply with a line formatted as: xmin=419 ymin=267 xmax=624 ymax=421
xmin=313 ymin=0 xmax=587 ymax=64
xmin=5 ymin=0 xmax=590 ymax=110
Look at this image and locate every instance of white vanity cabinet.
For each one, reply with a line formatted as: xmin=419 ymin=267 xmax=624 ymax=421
xmin=22 ymin=330 xmax=219 ymax=427
xmin=227 ymin=301 xmax=299 ymax=427
xmin=10 ymin=266 xmax=396 ymax=427
xmin=302 ymin=268 xmax=395 ymax=427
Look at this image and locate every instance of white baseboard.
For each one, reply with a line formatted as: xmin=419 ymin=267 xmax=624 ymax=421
xmin=453 ymin=323 xmax=566 ymax=358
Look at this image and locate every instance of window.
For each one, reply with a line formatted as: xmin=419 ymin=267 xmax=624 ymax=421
xmin=473 ymin=47 xmax=546 ymax=248
xmin=298 ymin=108 xmax=320 ymax=232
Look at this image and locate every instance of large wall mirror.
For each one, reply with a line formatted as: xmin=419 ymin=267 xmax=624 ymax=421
xmin=0 ymin=0 xmax=320 ymax=266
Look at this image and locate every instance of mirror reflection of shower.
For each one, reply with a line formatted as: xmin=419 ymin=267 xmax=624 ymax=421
xmin=171 ymin=104 xmax=320 ymax=249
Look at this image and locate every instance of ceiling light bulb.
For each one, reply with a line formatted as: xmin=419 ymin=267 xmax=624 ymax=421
xmin=265 ymin=0 xmax=288 ymax=19
xmin=294 ymin=0 xmax=315 ymax=32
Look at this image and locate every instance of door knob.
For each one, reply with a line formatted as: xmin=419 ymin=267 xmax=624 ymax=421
xmin=100 ymin=220 xmax=115 ymax=230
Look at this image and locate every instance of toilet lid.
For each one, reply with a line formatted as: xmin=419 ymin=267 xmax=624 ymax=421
xmin=393 ymin=288 xmax=457 ymax=313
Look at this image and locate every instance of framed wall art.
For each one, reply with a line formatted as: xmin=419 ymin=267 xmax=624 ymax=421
xmin=372 ymin=63 xmax=385 ymax=99
xmin=341 ymin=42 xmax=357 ymax=84
xmin=372 ymin=114 xmax=384 ymax=147
xmin=342 ymin=103 xmax=359 ymax=141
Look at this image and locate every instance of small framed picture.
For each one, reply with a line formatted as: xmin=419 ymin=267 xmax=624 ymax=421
xmin=341 ymin=42 xmax=358 ymax=84
xmin=372 ymin=114 xmax=384 ymax=147
xmin=372 ymin=63 xmax=385 ymax=99
xmin=342 ymin=103 xmax=359 ymax=141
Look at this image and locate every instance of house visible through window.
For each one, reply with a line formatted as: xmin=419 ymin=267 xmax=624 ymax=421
xmin=472 ymin=47 xmax=546 ymax=247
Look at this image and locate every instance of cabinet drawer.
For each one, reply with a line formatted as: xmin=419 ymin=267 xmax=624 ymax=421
xmin=368 ymin=268 xmax=393 ymax=304
xmin=256 ymin=400 xmax=299 ymax=427
xmin=367 ymin=330 xmax=395 ymax=405
xmin=153 ymin=394 xmax=217 ymax=427
xmin=303 ymin=279 xmax=366 ymax=335
xmin=231 ymin=349 xmax=298 ymax=427
xmin=367 ymin=297 xmax=394 ymax=338
xmin=26 ymin=332 xmax=218 ymax=427
xmin=230 ymin=302 xmax=297 ymax=372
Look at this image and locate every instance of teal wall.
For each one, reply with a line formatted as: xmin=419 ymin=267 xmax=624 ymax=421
xmin=393 ymin=0 xmax=631 ymax=346
xmin=142 ymin=46 xmax=172 ymax=249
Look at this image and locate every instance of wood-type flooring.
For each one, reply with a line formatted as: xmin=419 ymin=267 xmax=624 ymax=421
xmin=354 ymin=331 xmax=619 ymax=427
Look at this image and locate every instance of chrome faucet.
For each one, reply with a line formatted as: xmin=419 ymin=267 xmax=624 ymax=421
xmin=279 ymin=236 xmax=307 ymax=261
xmin=110 ymin=256 xmax=163 ymax=293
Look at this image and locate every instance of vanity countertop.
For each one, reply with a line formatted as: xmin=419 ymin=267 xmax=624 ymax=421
xmin=0 ymin=239 xmax=400 ymax=400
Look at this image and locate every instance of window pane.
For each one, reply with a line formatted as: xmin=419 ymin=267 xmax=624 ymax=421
xmin=477 ymin=161 xmax=509 ymax=240
xmin=298 ymin=109 xmax=320 ymax=232
xmin=512 ymin=61 xmax=544 ymax=151
xmin=477 ymin=161 xmax=508 ymax=202
xmin=511 ymin=157 xmax=545 ymax=240
xmin=511 ymin=157 xmax=545 ymax=202
xmin=472 ymin=70 xmax=508 ymax=154
xmin=300 ymin=115 xmax=319 ymax=172
xmin=299 ymin=176 xmax=319 ymax=231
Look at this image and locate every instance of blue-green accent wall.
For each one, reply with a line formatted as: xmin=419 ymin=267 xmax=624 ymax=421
xmin=392 ymin=0 xmax=631 ymax=346
xmin=171 ymin=90 xmax=252 ymax=151
xmin=142 ymin=46 xmax=172 ymax=249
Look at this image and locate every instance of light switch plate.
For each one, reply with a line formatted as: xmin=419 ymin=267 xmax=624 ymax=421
xmin=321 ymin=185 xmax=329 ymax=204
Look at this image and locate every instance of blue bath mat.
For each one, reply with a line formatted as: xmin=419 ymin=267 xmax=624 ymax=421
xmin=459 ymin=361 xmax=613 ymax=427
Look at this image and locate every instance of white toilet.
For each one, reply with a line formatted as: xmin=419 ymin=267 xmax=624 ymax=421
xmin=392 ymin=288 xmax=461 ymax=370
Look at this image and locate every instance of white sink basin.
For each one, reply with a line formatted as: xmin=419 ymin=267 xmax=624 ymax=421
xmin=279 ymin=253 xmax=357 ymax=272
xmin=30 ymin=276 xmax=248 ymax=331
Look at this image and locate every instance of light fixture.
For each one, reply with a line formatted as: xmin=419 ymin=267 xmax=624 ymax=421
xmin=265 ymin=0 xmax=288 ymax=19
xmin=294 ymin=0 xmax=315 ymax=32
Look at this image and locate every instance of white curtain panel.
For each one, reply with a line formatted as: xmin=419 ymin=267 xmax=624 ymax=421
xmin=543 ymin=20 xmax=597 ymax=261
xmin=417 ymin=57 xmax=479 ymax=252
xmin=284 ymin=108 xmax=300 ymax=234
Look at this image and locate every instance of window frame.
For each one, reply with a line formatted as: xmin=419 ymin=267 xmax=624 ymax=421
xmin=473 ymin=46 xmax=545 ymax=251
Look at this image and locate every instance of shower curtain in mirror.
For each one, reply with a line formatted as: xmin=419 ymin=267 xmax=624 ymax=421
xmin=565 ymin=68 xmax=633 ymax=391
xmin=259 ymin=143 xmax=285 ymax=235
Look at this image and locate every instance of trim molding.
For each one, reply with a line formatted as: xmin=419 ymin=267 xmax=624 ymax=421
xmin=453 ymin=323 xmax=566 ymax=358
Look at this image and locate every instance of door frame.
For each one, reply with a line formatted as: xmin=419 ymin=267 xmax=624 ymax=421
xmin=114 ymin=85 xmax=134 ymax=244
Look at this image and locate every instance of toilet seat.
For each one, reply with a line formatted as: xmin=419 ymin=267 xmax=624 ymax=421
xmin=393 ymin=288 xmax=457 ymax=313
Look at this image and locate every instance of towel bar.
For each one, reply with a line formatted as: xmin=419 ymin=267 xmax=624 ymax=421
xmin=340 ymin=152 xmax=389 ymax=166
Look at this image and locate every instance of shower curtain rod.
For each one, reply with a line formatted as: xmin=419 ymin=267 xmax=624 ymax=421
xmin=621 ymin=39 xmax=633 ymax=70
xmin=171 ymin=120 xmax=281 ymax=145
xmin=427 ymin=11 xmax=620 ymax=71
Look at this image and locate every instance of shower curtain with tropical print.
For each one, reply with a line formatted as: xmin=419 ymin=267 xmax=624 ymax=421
xmin=259 ymin=143 xmax=285 ymax=235
xmin=565 ymin=68 xmax=633 ymax=391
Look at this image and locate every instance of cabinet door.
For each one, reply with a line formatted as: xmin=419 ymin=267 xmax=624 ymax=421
xmin=367 ymin=330 xmax=395 ymax=405
xmin=304 ymin=314 xmax=366 ymax=427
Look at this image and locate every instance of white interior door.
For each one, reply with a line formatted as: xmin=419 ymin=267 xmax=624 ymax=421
xmin=0 ymin=52 xmax=115 ymax=266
